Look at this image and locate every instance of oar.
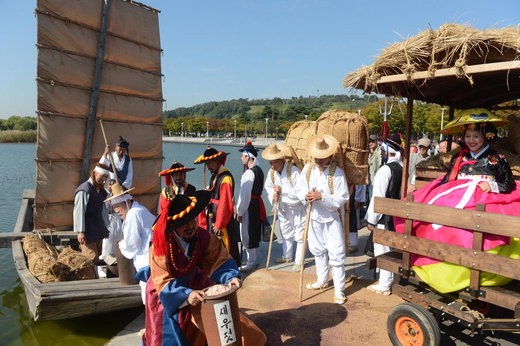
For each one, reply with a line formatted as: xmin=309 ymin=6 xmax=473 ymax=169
xmin=98 ymin=119 xmax=120 ymax=185
xmin=298 ymin=199 xmax=313 ymax=302
xmin=265 ymin=201 xmax=279 ymax=270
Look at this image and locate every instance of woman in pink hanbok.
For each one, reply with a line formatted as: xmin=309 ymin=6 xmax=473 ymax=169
xmin=395 ymin=109 xmax=520 ymax=293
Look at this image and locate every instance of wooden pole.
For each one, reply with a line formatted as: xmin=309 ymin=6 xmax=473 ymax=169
xmin=99 ymin=119 xmax=120 ymax=185
xmin=265 ymin=201 xmax=279 ymax=270
xmin=80 ymin=0 xmax=112 ymax=182
xmin=298 ymin=201 xmax=313 ymax=302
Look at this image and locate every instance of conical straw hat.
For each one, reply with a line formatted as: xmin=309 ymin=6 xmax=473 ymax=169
xmin=307 ymin=134 xmax=339 ymax=159
xmin=261 ymin=143 xmax=288 ymax=161
xmin=104 ymin=182 xmax=135 ymax=203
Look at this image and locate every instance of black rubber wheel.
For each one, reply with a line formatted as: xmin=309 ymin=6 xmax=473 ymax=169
xmin=387 ymin=302 xmax=441 ymax=346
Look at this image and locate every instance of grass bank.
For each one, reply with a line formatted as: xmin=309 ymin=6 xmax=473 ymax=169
xmin=0 ymin=130 xmax=36 ymax=143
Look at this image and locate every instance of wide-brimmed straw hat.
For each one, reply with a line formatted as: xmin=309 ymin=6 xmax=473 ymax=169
xmin=104 ymin=182 xmax=135 ymax=204
xmin=193 ymin=146 xmax=229 ymax=164
xmin=261 ymin=143 xmax=288 ymax=161
xmin=442 ymin=108 xmax=509 ymax=135
xmin=158 ymin=162 xmax=195 ymax=176
xmin=307 ymin=134 xmax=339 ymax=159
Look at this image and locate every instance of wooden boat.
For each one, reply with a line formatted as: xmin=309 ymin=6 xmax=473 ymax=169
xmin=10 ymin=0 xmax=163 ymax=321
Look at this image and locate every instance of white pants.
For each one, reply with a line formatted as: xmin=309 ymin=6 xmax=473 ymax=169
xmin=308 ymin=218 xmax=346 ymax=295
xmin=278 ymin=205 xmax=305 ymax=263
xmin=374 ymin=224 xmax=393 ymax=290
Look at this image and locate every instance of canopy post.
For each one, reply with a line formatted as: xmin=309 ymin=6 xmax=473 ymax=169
xmin=402 ymin=97 xmax=414 ymax=197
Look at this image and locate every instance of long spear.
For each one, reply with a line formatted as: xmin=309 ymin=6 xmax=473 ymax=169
xmin=98 ymin=119 xmax=120 ymax=185
xmin=298 ymin=199 xmax=313 ymax=302
xmin=265 ymin=201 xmax=279 ymax=270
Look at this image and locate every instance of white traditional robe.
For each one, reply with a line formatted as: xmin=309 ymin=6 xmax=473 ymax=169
xmin=264 ymin=163 xmax=305 ymax=263
xmin=295 ymin=162 xmax=349 ymax=296
xmin=119 ymin=201 xmax=155 ymax=303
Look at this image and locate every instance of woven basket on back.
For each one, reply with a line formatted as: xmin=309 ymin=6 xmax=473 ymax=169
xmin=284 ymin=120 xmax=317 ymax=165
xmin=285 ymin=110 xmax=369 ymax=185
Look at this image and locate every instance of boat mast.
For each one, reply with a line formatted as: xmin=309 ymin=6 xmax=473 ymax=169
xmin=80 ymin=0 xmax=112 ymax=182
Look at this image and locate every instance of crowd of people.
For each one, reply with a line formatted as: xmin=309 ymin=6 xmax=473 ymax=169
xmin=70 ymin=108 xmax=517 ymax=345
xmin=72 ymin=134 xmax=351 ymax=344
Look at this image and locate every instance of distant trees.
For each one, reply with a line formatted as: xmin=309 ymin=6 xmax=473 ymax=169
xmin=0 ymin=116 xmax=37 ymax=143
xmin=0 ymin=116 xmax=37 ymax=131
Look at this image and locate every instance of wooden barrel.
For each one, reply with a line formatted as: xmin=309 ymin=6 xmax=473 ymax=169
xmin=116 ymin=245 xmax=137 ymax=285
xmin=199 ymin=285 xmax=242 ymax=346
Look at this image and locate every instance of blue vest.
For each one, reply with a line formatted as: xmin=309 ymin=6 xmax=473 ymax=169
xmin=75 ymin=181 xmax=109 ymax=243
xmin=113 ymin=155 xmax=130 ymax=185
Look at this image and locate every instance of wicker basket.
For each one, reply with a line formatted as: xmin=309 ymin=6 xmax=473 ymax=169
xmin=285 ymin=110 xmax=369 ymax=185
xmin=284 ymin=120 xmax=317 ymax=165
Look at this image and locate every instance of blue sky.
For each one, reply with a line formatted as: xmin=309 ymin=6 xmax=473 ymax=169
xmin=1 ymin=0 xmax=518 ymax=118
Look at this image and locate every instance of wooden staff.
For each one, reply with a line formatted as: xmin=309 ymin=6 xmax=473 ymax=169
xmin=265 ymin=201 xmax=279 ymax=270
xmin=332 ymin=143 xmax=351 ymax=252
xmin=298 ymin=199 xmax=313 ymax=302
xmin=98 ymin=119 xmax=120 ymax=185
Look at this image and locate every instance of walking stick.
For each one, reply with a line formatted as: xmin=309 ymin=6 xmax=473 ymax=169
xmin=265 ymin=201 xmax=279 ymax=270
xmin=298 ymin=200 xmax=313 ymax=302
xmin=98 ymin=119 xmax=120 ymax=185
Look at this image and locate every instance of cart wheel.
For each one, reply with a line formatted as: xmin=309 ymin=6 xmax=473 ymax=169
xmin=387 ymin=302 xmax=441 ymax=346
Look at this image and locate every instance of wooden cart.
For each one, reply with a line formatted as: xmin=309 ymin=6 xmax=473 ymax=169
xmin=373 ymin=194 xmax=520 ymax=345
xmin=344 ymin=24 xmax=520 ymax=345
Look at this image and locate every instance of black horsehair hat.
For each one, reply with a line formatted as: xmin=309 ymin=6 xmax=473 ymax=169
xmin=238 ymin=141 xmax=259 ymax=157
xmin=116 ymin=136 xmax=129 ymax=149
xmin=193 ymin=146 xmax=229 ymax=164
xmin=167 ymin=190 xmax=210 ymax=228
xmin=383 ymin=133 xmax=403 ymax=152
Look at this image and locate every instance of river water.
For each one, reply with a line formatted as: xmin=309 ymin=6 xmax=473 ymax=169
xmin=0 ymin=141 xmax=270 ymax=346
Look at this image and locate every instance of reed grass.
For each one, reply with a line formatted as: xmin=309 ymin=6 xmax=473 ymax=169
xmin=0 ymin=130 xmax=36 ymax=143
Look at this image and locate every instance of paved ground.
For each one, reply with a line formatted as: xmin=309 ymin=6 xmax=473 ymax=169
xmin=107 ymin=226 xmax=520 ymax=345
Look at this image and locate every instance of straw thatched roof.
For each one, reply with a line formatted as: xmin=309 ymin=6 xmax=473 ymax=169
xmin=343 ymin=24 xmax=520 ymax=108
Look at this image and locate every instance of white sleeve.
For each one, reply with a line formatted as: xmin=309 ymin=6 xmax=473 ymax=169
xmin=73 ymin=190 xmax=89 ymax=233
xmin=320 ymin=168 xmax=349 ymax=210
xmin=264 ymin=169 xmax=275 ymax=205
xmin=294 ymin=164 xmax=311 ymax=205
xmin=236 ymin=170 xmax=254 ymax=217
xmin=119 ymin=210 xmax=141 ymax=260
xmin=365 ymin=165 xmax=391 ymax=226
xmin=99 ymin=154 xmax=110 ymax=167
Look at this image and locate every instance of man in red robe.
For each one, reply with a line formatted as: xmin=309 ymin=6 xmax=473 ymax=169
xmin=194 ymin=147 xmax=241 ymax=266
xmin=142 ymin=190 xmax=266 ymax=345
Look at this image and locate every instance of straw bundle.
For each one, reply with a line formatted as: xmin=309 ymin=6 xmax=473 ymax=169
xmin=344 ymin=24 xmax=520 ymax=92
xmin=23 ymin=234 xmax=60 ymax=283
xmin=58 ymin=247 xmax=97 ymax=280
xmin=284 ymin=120 xmax=317 ymax=164
xmin=315 ymin=110 xmax=369 ymax=185
xmin=284 ymin=110 xmax=369 ymax=185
